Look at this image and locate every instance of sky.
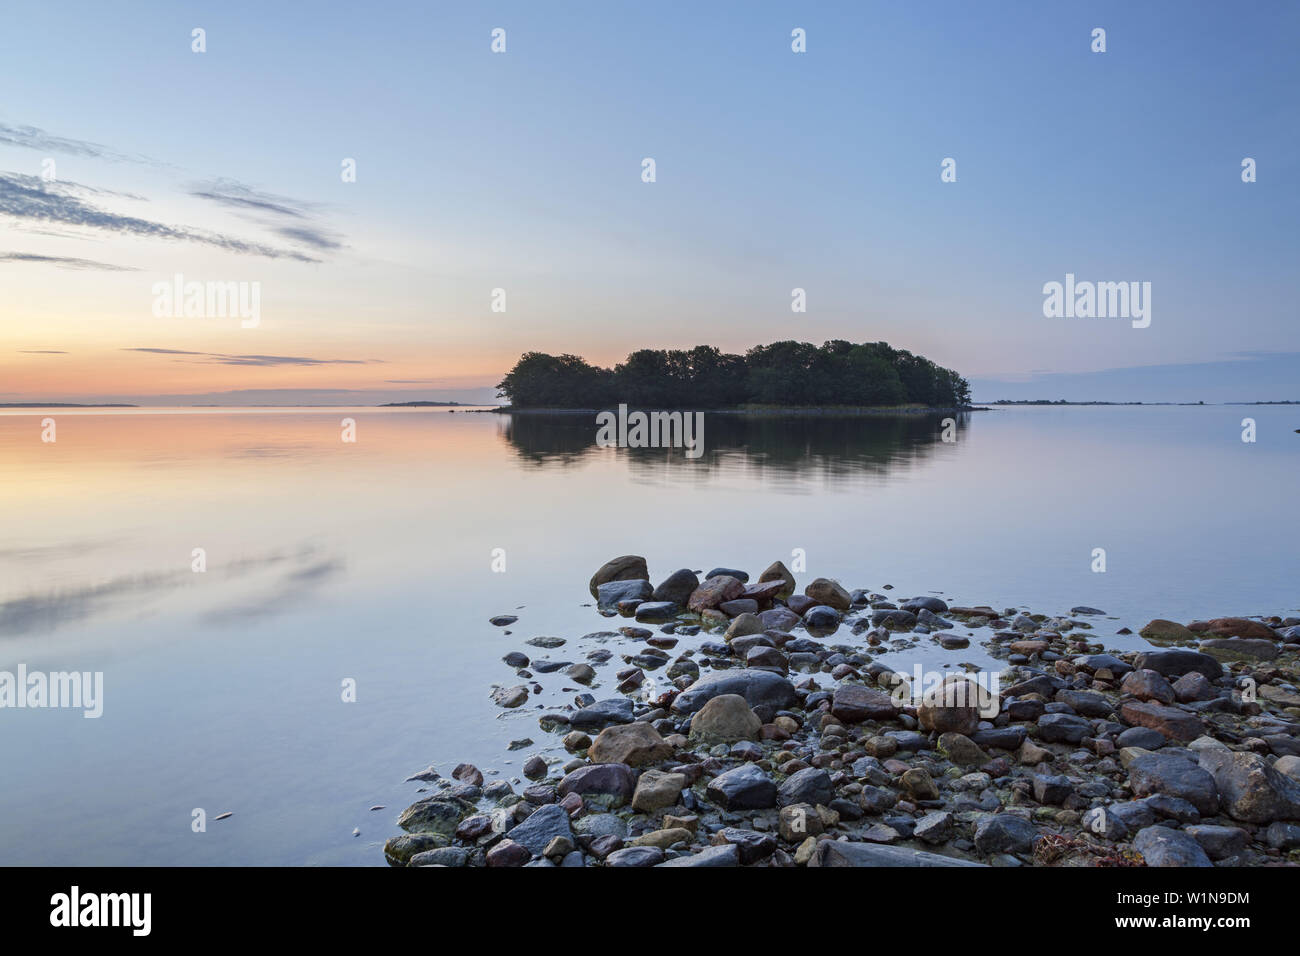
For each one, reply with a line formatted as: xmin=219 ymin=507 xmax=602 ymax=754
xmin=1 ymin=0 xmax=1297 ymax=405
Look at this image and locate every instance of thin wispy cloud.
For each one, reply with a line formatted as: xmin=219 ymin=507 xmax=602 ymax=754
xmin=1 ymin=251 xmax=137 ymax=271
xmin=0 ymin=172 xmax=322 ymax=262
xmin=123 ymin=347 xmax=381 ymax=367
xmin=190 ymin=178 xmax=345 ymax=252
xmin=16 ymin=348 xmax=68 ymax=354
xmin=273 ymin=224 xmax=344 ymax=251
xmin=189 ymin=178 xmax=315 ymax=219
xmin=0 ymin=122 xmax=159 ymax=165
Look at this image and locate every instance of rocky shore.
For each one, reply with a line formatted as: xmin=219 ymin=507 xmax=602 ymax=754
xmin=384 ymin=556 xmax=1300 ymax=867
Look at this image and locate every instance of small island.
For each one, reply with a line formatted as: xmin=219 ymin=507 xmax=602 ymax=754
xmin=380 ymin=401 xmax=466 ymax=407
xmin=495 ymin=340 xmax=971 ymax=411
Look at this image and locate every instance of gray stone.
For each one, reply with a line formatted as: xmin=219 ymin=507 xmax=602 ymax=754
xmin=973 ymin=814 xmax=1039 ymax=856
xmin=914 ymin=810 xmax=954 ymax=845
xmin=634 ymin=601 xmax=678 ymax=622
xmin=569 ymin=698 xmax=635 ymax=730
xmin=1133 ymin=649 xmax=1223 ymax=680
xmin=589 ymin=555 xmax=649 ymax=597
xmin=705 ymin=763 xmax=778 ymax=810
xmin=777 ymin=767 xmax=834 ymax=807
xmin=809 ymin=841 xmax=986 ymax=867
xmin=506 ymin=803 xmax=572 ymax=856
xmin=1199 ymin=637 xmax=1280 ymax=661
xmin=652 ymin=568 xmax=699 ymax=606
xmin=1197 ymin=749 xmax=1300 ymax=823
xmin=656 ymin=844 xmax=740 ymax=867
xmin=557 ymin=763 xmax=637 ymax=808
xmin=605 ymin=846 xmax=664 ymax=867
xmin=1185 ymin=824 xmax=1249 ymax=859
xmin=1127 ymin=752 xmax=1219 ymax=816
xmin=596 ymin=578 xmax=654 ymax=609
xmin=1117 ymin=726 xmax=1167 ymax=750
xmin=1037 ymin=713 xmax=1092 ymax=743
xmin=1133 ymin=826 xmax=1212 ymax=867
xmin=670 ymin=668 xmax=799 ymax=715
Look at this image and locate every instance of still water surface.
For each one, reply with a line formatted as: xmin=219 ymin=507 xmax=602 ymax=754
xmin=0 ymin=405 xmax=1295 ymax=864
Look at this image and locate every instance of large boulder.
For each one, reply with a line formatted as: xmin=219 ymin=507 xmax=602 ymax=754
xmin=630 ymin=769 xmax=687 ymax=812
xmin=670 ymin=668 xmax=799 ymax=716
xmin=724 ymin=612 xmax=765 ymax=641
xmin=803 ymin=605 xmax=842 ymax=630
xmin=809 ymin=841 xmax=986 ymax=867
xmin=1133 ymin=826 xmax=1212 ymax=867
xmin=596 ymin=578 xmax=653 ymax=609
xmin=651 ymin=568 xmax=699 ymax=606
xmin=1119 ymin=669 xmax=1176 ymax=704
xmin=588 ymin=722 xmax=673 ymax=766
xmin=1202 ymin=617 xmax=1277 ymax=639
xmin=656 ymin=844 xmax=740 ymax=867
xmin=1127 ymin=752 xmax=1219 ymax=815
xmin=569 ymin=698 xmax=635 ymax=730
xmin=383 ymin=832 xmax=449 ymax=865
xmin=1139 ymin=619 xmax=1196 ymax=642
xmin=972 ymin=814 xmax=1040 ymax=856
xmin=688 ymin=694 xmax=761 ymax=742
xmin=396 ymin=795 xmax=474 ymax=836
xmin=831 ymin=683 xmax=900 ymax=724
xmin=1133 ymin=649 xmax=1223 ymax=680
xmin=705 ymin=763 xmax=777 ymax=810
xmin=557 ymin=763 xmax=637 ymax=808
xmin=505 ymin=803 xmax=572 ymax=856
xmin=740 ymin=580 xmax=786 ymax=607
xmin=917 ymin=675 xmax=990 ymax=735
xmin=902 ymin=596 xmax=949 ymax=613
xmin=1036 ymin=713 xmax=1093 ymax=744
xmin=1120 ymin=701 xmax=1205 ymax=742
xmin=589 ymin=555 xmax=649 ymax=597
xmin=687 ymin=575 xmax=745 ymax=613
xmin=758 ymin=560 xmax=796 ymax=600
xmin=777 ymin=767 xmax=834 ymax=807
xmin=1198 ymin=638 xmax=1280 ymax=662
xmin=1197 ymin=750 xmax=1300 ymax=824
xmin=804 ymin=578 xmax=851 ymax=612
xmin=759 ymin=607 xmax=800 ymax=631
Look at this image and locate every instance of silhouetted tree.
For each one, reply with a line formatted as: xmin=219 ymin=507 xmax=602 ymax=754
xmin=495 ymin=340 xmax=970 ymax=408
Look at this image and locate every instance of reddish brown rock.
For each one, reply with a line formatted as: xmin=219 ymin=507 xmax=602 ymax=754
xmin=804 ymin=578 xmax=851 ymax=612
xmin=1009 ymin=640 xmax=1049 ymax=656
xmin=831 ymin=684 xmax=899 ymax=724
xmin=687 ymin=575 xmax=745 ymax=613
xmin=741 ymin=579 xmax=786 ymax=607
xmin=588 ymin=722 xmax=673 ymax=767
xmin=588 ymin=555 xmax=650 ymax=598
xmin=757 ymin=560 xmax=796 ymax=600
xmin=1203 ymin=617 xmax=1277 ymax=639
xmin=1120 ymin=668 xmax=1177 ymax=704
xmin=1120 ymin=700 xmax=1206 ymax=742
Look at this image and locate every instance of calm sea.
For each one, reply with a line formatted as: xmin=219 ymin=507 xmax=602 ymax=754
xmin=0 ymin=404 xmax=1295 ymax=864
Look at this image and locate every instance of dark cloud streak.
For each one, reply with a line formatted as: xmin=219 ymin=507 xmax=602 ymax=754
xmin=122 ymin=348 xmax=380 ymax=367
xmin=0 ymin=172 xmax=321 ymax=262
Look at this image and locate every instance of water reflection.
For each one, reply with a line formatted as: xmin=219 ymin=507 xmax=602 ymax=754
xmin=499 ymin=411 xmax=971 ymax=484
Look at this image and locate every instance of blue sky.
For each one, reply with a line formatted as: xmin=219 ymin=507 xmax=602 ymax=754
xmin=1 ymin=0 xmax=1297 ymax=403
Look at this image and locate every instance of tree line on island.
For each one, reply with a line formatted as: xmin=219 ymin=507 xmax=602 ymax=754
xmin=496 ymin=340 xmax=971 ymax=409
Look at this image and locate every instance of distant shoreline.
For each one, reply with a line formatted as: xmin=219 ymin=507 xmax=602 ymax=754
xmin=490 ymin=405 xmax=987 ymax=416
xmin=0 ymin=403 xmax=139 ymax=408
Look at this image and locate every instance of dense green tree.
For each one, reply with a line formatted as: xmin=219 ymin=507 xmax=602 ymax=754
xmin=495 ymin=340 xmax=970 ymax=409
